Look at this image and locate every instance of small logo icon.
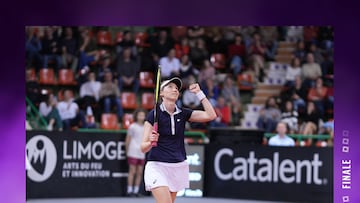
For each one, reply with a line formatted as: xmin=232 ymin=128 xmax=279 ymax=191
xmin=153 ymin=179 xmax=157 ymax=184
xmin=177 ymin=119 xmax=181 ymax=122
xmin=26 ymin=135 xmax=57 ymax=182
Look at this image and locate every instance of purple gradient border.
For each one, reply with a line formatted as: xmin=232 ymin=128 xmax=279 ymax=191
xmin=2 ymin=1 xmax=358 ymax=202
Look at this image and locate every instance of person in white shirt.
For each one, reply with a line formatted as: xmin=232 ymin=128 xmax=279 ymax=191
xmin=79 ymin=72 xmax=101 ymax=119
xmin=159 ymin=48 xmax=180 ymax=79
xmin=57 ymin=89 xmax=88 ymax=130
xmin=268 ymin=122 xmax=295 ymax=147
xmin=285 ymin=57 xmax=302 ymax=88
xmin=80 ymin=72 xmax=101 ymax=102
xmin=125 ymin=109 xmax=147 ymax=197
xmin=39 ymin=93 xmax=63 ymax=131
xmin=301 ymin=53 xmax=322 ymax=89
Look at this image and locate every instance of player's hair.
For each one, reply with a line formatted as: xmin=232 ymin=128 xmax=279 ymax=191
xmin=133 ymin=108 xmax=147 ymax=123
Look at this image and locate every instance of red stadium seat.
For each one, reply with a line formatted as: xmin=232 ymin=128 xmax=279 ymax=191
xmin=26 ymin=68 xmax=37 ymax=81
xmin=139 ymin=71 xmax=155 ymax=88
xmin=101 ymin=113 xmax=120 ymax=130
xmin=237 ymin=73 xmax=254 ymax=91
xmin=141 ymin=92 xmax=155 ymax=110
xmin=121 ymin=92 xmax=138 ymax=110
xmin=115 ymin=31 xmax=123 ymax=44
xmin=134 ymin=32 xmax=150 ymax=47
xmin=58 ymin=69 xmax=77 ymax=85
xmin=210 ymin=53 xmax=226 ymax=69
xmin=122 ymin=113 xmax=134 ymax=129
xmin=39 ymin=68 xmax=56 ymax=85
xmin=97 ymin=30 xmax=113 ymax=46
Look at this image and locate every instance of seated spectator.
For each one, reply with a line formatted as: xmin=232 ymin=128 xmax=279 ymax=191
xmin=268 ymin=122 xmax=295 ymax=147
xmin=96 ymin=55 xmax=113 ymax=82
xmin=210 ymin=96 xmax=231 ymax=127
xmin=307 ymin=77 xmax=328 ymax=117
xmin=320 ymin=52 xmax=334 ymax=86
xmin=159 ymin=48 xmax=180 ymax=80
xmin=221 ymin=76 xmax=242 ymax=125
xmin=61 ymin=27 xmax=79 ymax=72
xmin=222 ymin=26 xmax=242 ymax=44
xmin=26 ymin=27 xmax=42 ymax=70
xmin=182 ymin=75 xmax=201 ymax=110
xmin=179 ymin=55 xmax=199 ymax=86
xmin=115 ymin=30 xmax=137 ymax=56
xmin=301 ymin=52 xmax=322 ymax=89
xmin=39 ymin=93 xmax=63 ymax=131
xmin=231 ymin=101 xmax=242 ymax=126
xmin=41 ymin=26 xmax=62 ymax=70
xmin=280 ymin=100 xmax=299 ymax=134
xmin=174 ymin=37 xmax=190 ymax=59
xmin=26 ymin=69 xmax=41 ymax=107
xmin=299 ymin=101 xmax=321 ymax=136
xmin=206 ymin=28 xmax=227 ymax=55
xmin=99 ymin=71 xmax=124 ymax=120
xmin=198 ymin=59 xmax=216 ymax=86
xmin=227 ymin=34 xmax=247 ymax=76
xmin=317 ymin=26 xmax=333 ymax=51
xmin=248 ymin=32 xmax=267 ymax=82
xmin=221 ymin=75 xmax=241 ymax=106
xmin=78 ymin=27 xmax=100 ymax=75
xmin=150 ymin=29 xmax=174 ymax=64
xmin=308 ymin=43 xmax=324 ymax=64
xmin=239 ymin=26 xmax=257 ymax=49
xmin=115 ymin=47 xmax=140 ymax=93
xmin=261 ymin=26 xmax=279 ymax=61
xmin=303 ymin=26 xmax=319 ymax=44
xmin=257 ymin=96 xmax=281 ymax=133
xmin=319 ymin=119 xmax=334 ymax=146
xmin=78 ymin=72 xmax=102 ymax=120
xmin=293 ymin=40 xmax=307 ymax=64
xmin=189 ymin=38 xmax=209 ymax=69
xmin=284 ymin=57 xmax=302 ymax=88
xmin=290 ymin=76 xmax=308 ymax=112
xmin=57 ymin=89 xmax=88 ymax=130
xmin=187 ymin=26 xmax=205 ymax=47
xmin=202 ymin=78 xmax=220 ymax=107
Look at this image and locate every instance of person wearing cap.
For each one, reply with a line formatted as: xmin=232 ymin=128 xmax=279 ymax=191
xmin=141 ymin=77 xmax=216 ymax=203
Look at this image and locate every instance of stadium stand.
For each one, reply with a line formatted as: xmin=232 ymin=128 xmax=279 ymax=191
xmin=25 ymin=26 xmax=333 ymax=146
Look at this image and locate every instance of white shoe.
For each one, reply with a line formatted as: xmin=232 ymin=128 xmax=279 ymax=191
xmin=47 ymin=124 xmax=53 ymax=131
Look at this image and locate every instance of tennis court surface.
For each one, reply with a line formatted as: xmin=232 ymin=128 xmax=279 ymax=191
xmin=27 ymin=197 xmax=294 ymax=203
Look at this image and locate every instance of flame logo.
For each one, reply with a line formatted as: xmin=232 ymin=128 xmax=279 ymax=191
xmin=26 ymin=135 xmax=57 ymax=182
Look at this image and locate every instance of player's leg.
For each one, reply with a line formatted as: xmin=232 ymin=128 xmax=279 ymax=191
xmin=152 ymin=186 xmax=172 ymax=203
xmin=170 ymin=191 xmax=177 ymax=203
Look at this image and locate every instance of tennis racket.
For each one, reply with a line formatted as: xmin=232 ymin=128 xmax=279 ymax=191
xmin=151 ymin=65 xmax=161 ymax=147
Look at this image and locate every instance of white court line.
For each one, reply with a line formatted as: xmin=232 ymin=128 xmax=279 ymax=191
xmin=111 ymin=172 xmax=128 ymax=178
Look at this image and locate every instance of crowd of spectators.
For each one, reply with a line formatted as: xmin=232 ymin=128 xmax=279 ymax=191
xmin=26 ymin=26 xmax=333 ymax=139
xmin=257 ymin=26 xmax=334 ymax=146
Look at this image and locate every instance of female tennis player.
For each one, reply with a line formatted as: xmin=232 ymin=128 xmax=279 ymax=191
xmin=141 ymin=77 xmax=216 ymax=203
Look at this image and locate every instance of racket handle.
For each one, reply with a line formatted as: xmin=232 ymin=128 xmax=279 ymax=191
xmin=151 ymin=122 xmax=158 ymax=147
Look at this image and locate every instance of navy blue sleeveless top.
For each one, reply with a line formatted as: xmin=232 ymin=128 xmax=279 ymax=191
xmin=146 ymin=103 xmax=193 ymax=163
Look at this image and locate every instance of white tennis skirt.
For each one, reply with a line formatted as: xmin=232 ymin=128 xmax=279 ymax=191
xmin=144 ymin=161 xmax=189 ymax=192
